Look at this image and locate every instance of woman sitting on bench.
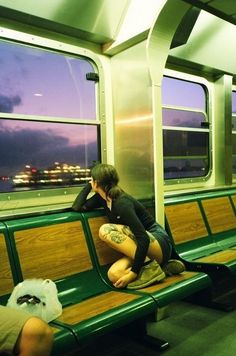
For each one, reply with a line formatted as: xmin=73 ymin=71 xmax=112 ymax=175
xmin=72 ymin=163 xmax=185 ymax=289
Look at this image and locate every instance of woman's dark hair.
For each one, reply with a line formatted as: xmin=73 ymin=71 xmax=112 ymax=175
xmin=91 ymin=164 xmax=123 ymax=199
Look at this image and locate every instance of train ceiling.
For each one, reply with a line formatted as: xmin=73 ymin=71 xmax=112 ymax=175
xmin=181 ymin=0 xmax=236 ymax=26
xmin=0 ymin=0 xmax=235 ymax=47
xmin=0 ymin=0 xmax=131 ymax=44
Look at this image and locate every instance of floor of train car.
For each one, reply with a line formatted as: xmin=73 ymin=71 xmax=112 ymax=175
xmin=68 ymin=293 xmax=236 ymax=356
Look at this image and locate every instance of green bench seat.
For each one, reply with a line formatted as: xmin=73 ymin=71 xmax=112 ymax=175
xmin=165 ymin=190 xmax=236 ymax=310
xmin=5 ymin=212 xmax=156 ymax=353
xmin=0 ymin=222 xmax=77 ymax=355
xmin=165 ymin=194 xmax=236 ymax=275
xmin=82 ymin=210 xmax=211 ymax=309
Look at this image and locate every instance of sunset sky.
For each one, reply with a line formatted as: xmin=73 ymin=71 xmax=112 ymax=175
xmin=0 ymin=40 xmax=98 ymax=177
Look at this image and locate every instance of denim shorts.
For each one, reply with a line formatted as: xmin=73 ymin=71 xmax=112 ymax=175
xmin=147 ymin=222 xmax=172 ymax=265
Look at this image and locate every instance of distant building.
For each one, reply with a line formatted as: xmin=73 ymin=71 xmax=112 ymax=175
xmin=13 ymin=162 xmax=91 ymax=187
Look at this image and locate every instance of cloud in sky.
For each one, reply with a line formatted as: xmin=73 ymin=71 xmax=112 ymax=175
xmin=0 ymin=125 xmax=98 ymax=176
xmin=0 ymin=87 xmax=98 ymax=176
xmin=0 ymin=94 xmax=22 ymax=113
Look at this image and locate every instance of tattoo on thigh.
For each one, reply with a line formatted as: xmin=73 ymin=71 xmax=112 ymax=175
xmin=103 ymin=224 xmax=119 ymax=234
xmin=110 ymin=231 xmax=127 ymax=244
xmin=121 ymin=225 xmax=135 ymax=240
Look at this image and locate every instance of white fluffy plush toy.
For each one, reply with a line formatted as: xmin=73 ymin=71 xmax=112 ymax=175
xmin=7 ymin=278 xmax=62 ymax=323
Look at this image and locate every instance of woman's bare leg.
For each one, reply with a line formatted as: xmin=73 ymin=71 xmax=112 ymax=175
xmin=107 ymin=256 xmax=133 ymax=284
xmin=99 ymin=223 xmax=164 ymax=284
xmin=99 ymin=223 xmax=163 ymax=262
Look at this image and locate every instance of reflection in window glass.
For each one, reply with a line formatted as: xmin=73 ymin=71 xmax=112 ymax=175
xmin=232 ymin=91 xmax=236 ymax=114
xmin=0 ymin=120 xmax=99 ymax=192
xmin=233 ymin=134 xmax=236 ymax=174
xmin=163 ymin=108 xmax=206 ymax=128
xmin=162 ymin=76 xmax=209 ymax=180
xmin=162 ymin=76 xmax=206 ymax=110
xmin=0 ymin=40 xmax=96 ymax=119
xmin=232 ymin=91 xmax=236 ymax=174
xmin=163 ymin=130 xmax=209 ymax=179
xmin=232 ymin=116 xmax=236 ymax=130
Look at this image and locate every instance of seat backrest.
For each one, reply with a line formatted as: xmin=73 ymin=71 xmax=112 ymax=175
xmin=9 ymin=215 xmax=93 ymax=281
xmin=231 ymin=194 xmax=236 ymax=212
xmin=165 ymin=201 xmax=208 ymax=245
xmin=86 ymin=215 xmax=123 ymax=266
xmin=201 ymin=196 xmax=236 ymax=234
xmin=0 ymin=230 xmax=15 ymax=297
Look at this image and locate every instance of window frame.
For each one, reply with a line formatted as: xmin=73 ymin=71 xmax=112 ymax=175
xmin=0 ymin=30 xmax=107 ymax=216
xmin=232 ymin=88 xmax=236 ymax=180
xmin=162 ymin=70 xmax=212 ymax=186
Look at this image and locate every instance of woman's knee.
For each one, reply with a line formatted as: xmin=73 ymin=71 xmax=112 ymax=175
xmin=107 ymin=258 xmax=132 ymax=283
xmin=107 ymin=268 xmax=118 ymax=283
xmin=107 ymin=265 xmax=124 ymax=283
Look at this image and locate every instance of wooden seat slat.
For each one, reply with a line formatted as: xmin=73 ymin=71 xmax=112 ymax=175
xmin=165 ymin=202 xmax=208 ymax=244
xmin=231 ymin=195 xmax=236 ymax=210
xmin=196 ymin=249 xmax=236 ymax=263
xmin=201 ymin=197 xmax=236 ymax=234
xmin=57 ymin=291 xmax=140 ymax=325
xmin=14 ymin=221 xmax=92 ymax=280
xmin=0 ymin=233 xmax=14 ymax=296
xmin=88 ymin=216 xmax=123 ymax=265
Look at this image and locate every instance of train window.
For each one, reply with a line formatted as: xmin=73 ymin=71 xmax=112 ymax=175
xmin=0 ymin=40 xmax=96 ymax=119
xmin=232 ymin=91 xmax=236 ymax=175
xmin=162 ymin=76 xmax=209 ymax=180
xmin=0 ymin=39 xmax=100 ymax=198
xmin=233 ymin=135 xmax=236 ymax=175
xmin=162 ymin=76 xmax=206 ymax=110
xmin=232 ymin=91 xmax=236 ymax=115
xmin=162 ymin=108 xmax=206 ymax=128
xmin=0 ymin=119 xmax=99 ymax=193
